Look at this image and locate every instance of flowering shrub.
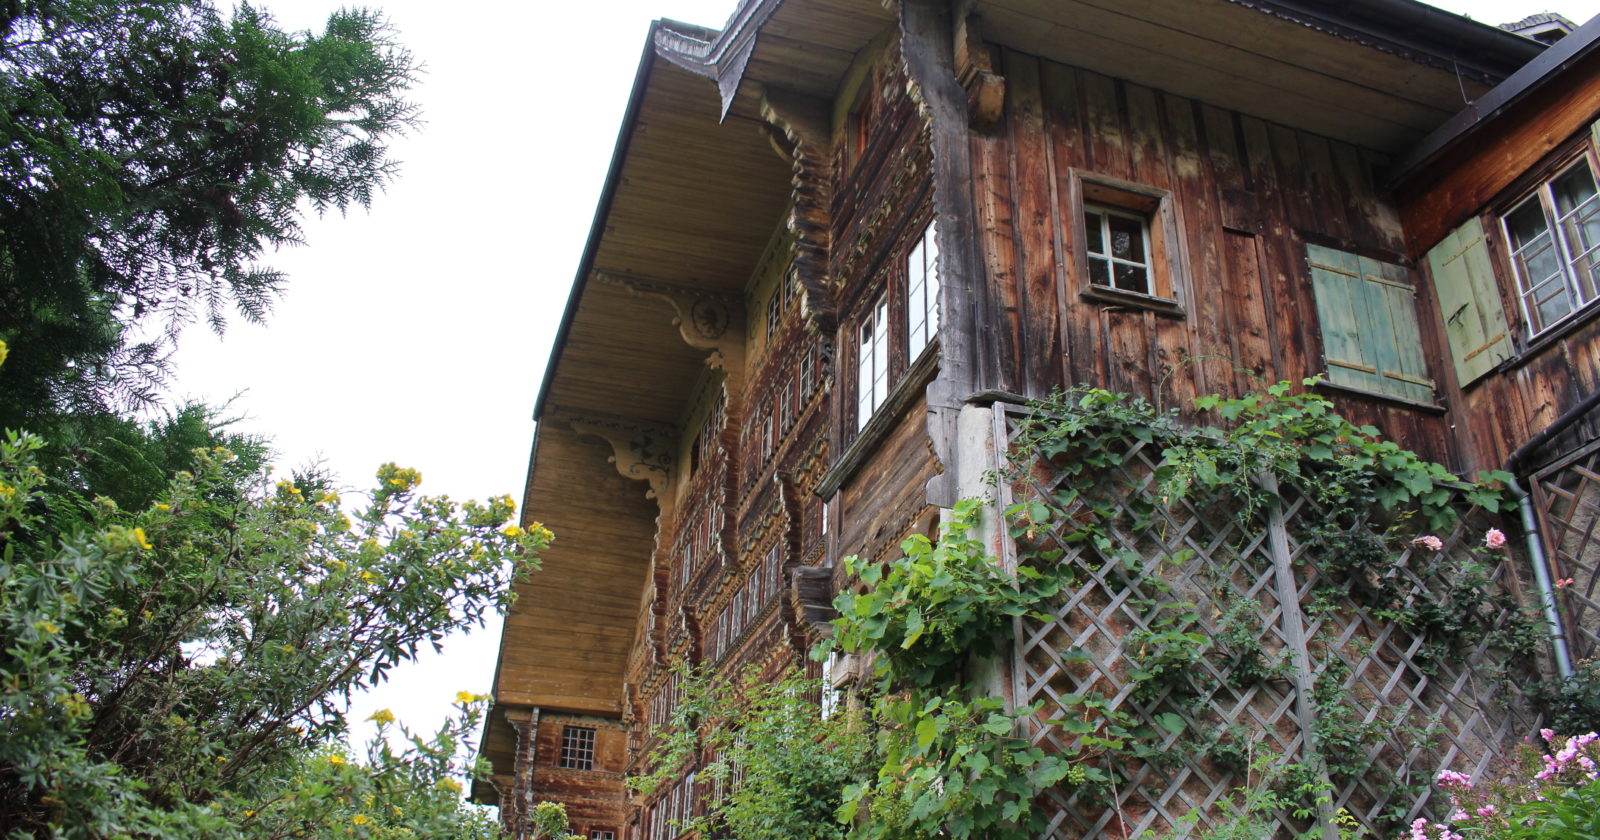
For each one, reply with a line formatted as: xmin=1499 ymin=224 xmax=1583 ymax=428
xmin=1405 ymin=731 xmax=1600 ymax=840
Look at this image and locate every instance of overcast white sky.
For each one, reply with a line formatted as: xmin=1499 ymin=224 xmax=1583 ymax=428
xmin=172 ymin=0 xmax=1600 ymax=760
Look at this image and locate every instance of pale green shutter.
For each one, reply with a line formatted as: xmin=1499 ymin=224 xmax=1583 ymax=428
xmin=1308 ymin=244 xmax=1435 ymax=402
xmin=1424 ymin=217 xmax=1512 ymax=386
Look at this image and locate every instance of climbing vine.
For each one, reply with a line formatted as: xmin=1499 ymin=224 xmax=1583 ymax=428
xmin=638 ymin=380 xmax=1547 ymax=839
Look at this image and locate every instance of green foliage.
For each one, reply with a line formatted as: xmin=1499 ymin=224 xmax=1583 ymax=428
xmin=831 ymin=498 xmax=1046 ymax=691
xmin=0 ymin=420 xmax=546 ymax=838
xmin=631 ymin=666 xmax=871 ymax=840
xmin=0 ymin=0 xmax=419 ymax=421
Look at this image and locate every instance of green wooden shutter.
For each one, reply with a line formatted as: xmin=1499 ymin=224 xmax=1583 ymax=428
xmin=1424 ymin=217 xmax=1512 ymax=386
xmin=1308 ymin=244 xmax=1435 ymax=403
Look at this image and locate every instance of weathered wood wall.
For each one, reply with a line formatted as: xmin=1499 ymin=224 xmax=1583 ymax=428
xmin=969 ymin=48 xmax=1459 ymax=467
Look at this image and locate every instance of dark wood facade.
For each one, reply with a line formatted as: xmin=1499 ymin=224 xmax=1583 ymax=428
xmin=481 ymin=2 xmax=1600 ymax=838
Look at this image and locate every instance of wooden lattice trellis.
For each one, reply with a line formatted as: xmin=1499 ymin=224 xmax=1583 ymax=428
xmin=1531 ymin=438 xmax=1600 ymax=662
xmin=990 ymin=404 xmax=1546 ymax=839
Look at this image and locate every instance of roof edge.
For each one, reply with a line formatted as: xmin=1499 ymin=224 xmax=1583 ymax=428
xmin=1225 ymin=0 xmax=1545 ymax=81
xmin=1390 ymin=12 xmax=1600 ymax=185
xmin=531 ymin=23 xmax=671 ymax=423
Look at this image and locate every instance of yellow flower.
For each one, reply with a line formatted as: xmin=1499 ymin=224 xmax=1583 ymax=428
xmin=500 ymin=524 xmax=524 ymax=538
xmin=327 ymin=755 xmax=346 ymax=767
xmin=280 ymin=644 xmax=295 ymax=654
xmin=33 ymin=620 xmax=59 ymax=635
xmin=0 ymin=482 xmax=15 ymax=500
xmin=0 ymin=338 xmax=8 ymax=367
xmin=368 ymin=708 xmax=395 ymax=725
xmin=435 ymin=777 xmax=462 ymax=794
xmin=154 ymin=503 xmax=170 ymax=511
xmin=243 ymin=810 xmax=257 ymax=819
xmin=454 ymin=690 xmax=489 ymax=705
xmin=360 ymin=570 xmax=377 ymax=582
xmin=131 ymin=527 xmax=152 ymax=550
xmin=351 ymin=814 xmax=371 ymax=826
xmin=530 ymin=523 xmax=554 ymax=542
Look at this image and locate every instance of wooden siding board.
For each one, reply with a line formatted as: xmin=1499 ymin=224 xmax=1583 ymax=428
xmin=1005 ymin=50 xmax=1065 ymax=399
xmin=1041 ymin=62 xmax=1106 ymax=389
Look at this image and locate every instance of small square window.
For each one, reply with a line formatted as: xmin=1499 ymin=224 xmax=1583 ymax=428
xmin=590 ymin=831 xmax=616 ymax=840
xmin=559 ymin=725 xmax=596 ymax=770
xmin=1069 ymin=169 xmax=1185 ymax=313
xmin=1084 ymin=206 xmax=1151 ymax=295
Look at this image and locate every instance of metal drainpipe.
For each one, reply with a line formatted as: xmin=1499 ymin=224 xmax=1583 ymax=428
xmin=1508 ymin=476 xmax=1574 ymax=678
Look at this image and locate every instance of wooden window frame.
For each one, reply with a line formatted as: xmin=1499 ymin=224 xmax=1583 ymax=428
xmin=855 ymin=295 xmax=890 ymax=431
xmin=907 ymin=221 xmax=941 ymax=362
xmin=1499 ymin=149 xmax=1600 ymax=338
xmin=1067 ymin=168 xmax=1187 ymax=315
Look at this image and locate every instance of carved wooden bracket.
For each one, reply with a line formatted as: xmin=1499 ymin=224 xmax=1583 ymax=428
xmin=559 ymin=407 xmax=678 ymax=503
xmin=955 ymin=15 xmax=1005 ymax=132
xmin=594 ymin=271 xmax=745 ymax=376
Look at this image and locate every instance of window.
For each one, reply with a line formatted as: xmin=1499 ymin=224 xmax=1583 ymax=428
xmin=1306 ymin=244 xmax=1434 ymax=404
xmin=1069 ymin=169 xmax=1185 ymax=310
xmin=851 ymin=220 xmax=943 ymax=432
xmin=559 ymin=725 xmax=596 ymax=770
xmin=855 ymin=296 xmax=889 ymax=430
xmin=1084 ymin=206 xmax=1151 ymax=295
xmin=590 ymin=832 xmax=616 ymax=840
xmin=907 ymin=222 xmax=941 ymax=360
xmin=1502 ymin=157 xmax=1600 ymax=335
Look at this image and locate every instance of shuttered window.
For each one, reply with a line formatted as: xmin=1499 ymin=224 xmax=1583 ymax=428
xmin=1425 ymin=217 xmax=1512 ymax=386
xmin=1307 ymin=244 xmax=1434 ymax=404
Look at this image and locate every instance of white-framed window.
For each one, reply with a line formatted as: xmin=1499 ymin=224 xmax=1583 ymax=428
xmin=1084 ymin=205 xmax=1152 ymax=296
xmin=589 ymin=831 xmax=616 ymax=840
xmin=559 ymin=725 xmax=596 ymax=770
xmin=907 ymin=222 xmax=941 ymax=360
xmin=856 ymin=296 xmax=889 ymax=430
xmin=1503 ymin=156 xmax=1600 ymax=336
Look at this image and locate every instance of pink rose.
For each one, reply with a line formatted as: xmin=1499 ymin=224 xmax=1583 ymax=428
xmin=1485 ymin=528 xmax=1507 ymax=549
xmin=1412 ymin=535 xmax=1444 ymax=552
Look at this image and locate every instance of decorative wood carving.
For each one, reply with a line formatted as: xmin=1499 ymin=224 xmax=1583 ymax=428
xmin=595 ymin=271 xmax=746 ymax=377
xmin=559 ymin=408 xmax=678 ymax=504
xmin=760 ymin=86 xmax=837 ymax=333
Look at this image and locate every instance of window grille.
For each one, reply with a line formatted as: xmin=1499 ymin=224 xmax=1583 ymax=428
xmin=559 ymin=725 xmax=596 ymax=770
xmin=1504 ymin=157 xmax=1600 ymax=335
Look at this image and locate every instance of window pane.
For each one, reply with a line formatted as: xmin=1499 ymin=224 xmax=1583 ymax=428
xmin=1506 ymin=198 xmax=1551 ymax=249
xmin=1088 ymin=256 xmax=1110 ymax=287
xmin=1114 ymin=262 xmax=1150 ymax=295
xmin=1084 ymin=212 xmax=1105 ymax=255
xmin=1552 ymin=161 xmax=1599 ymax=217
xmin=1108 ymin=214 xmax=1145 ymax=262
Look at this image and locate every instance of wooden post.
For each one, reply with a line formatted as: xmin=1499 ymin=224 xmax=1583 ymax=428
xmin=1260 ymin=473 xmax=1340 ymax=840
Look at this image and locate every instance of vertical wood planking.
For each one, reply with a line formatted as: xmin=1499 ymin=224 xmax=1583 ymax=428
xmin=1296 ymin=131 xmax=1351 ymax=244
xmin=1126 ymin=82 xmax=1193 ymax=410
xmin=1081 ymin=70 xmax=1130 ymax=179
xmin=1165 ymin=95 xmax=1226 ymax=398
xmin=1005 ymin=50 xmax=1064 ymax=399
xmin=1240 ymin=116 xmax=1303 ymax=385
xmin=1222 ymin=231 xmax=1273 ymax=388
xmin=1042 ymin=62 xmax=1106 ymax=389
xmin=971 ymin=115 xmax=1023 ymax=394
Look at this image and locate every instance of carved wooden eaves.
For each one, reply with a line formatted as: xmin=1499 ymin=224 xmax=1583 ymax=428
xmin=594 ymin=271 xmax=745 ymax=377
xmin=558 ymin=407 xmax=678 ymax=503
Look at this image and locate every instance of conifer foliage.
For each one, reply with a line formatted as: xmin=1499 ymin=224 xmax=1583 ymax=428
xmin=0 ymin=0 xmax=419 ymax=423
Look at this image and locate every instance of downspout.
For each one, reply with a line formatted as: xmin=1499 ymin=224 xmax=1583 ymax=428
xmin=1501 ymin=387 xmax=1600 ymax=679
xmin=1505 ymin=477 xmax=1574 ymax=678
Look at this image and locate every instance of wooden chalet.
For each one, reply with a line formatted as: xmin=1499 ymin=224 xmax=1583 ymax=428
xmin=480 ymin=1 xmax=1600 ymax=837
